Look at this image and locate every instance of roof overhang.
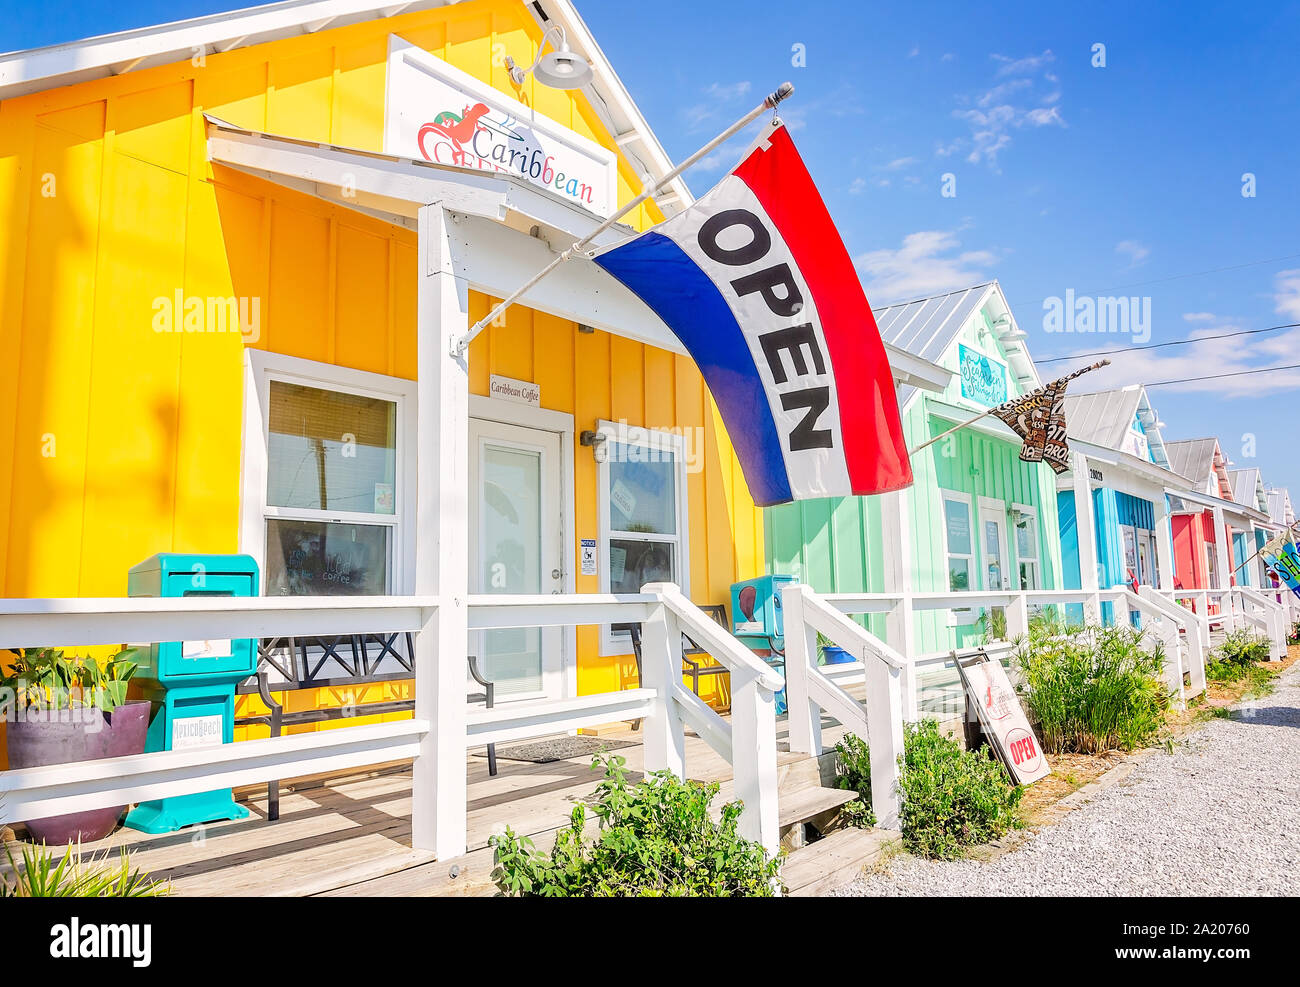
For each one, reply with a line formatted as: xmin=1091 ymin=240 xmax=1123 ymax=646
xmin=206 ymin=118 xmax=950 ymax=391
xmin=1166 ymin=486 xmax=1271 ymax=527
xmin=1056 ymin=438 xmax=1193 ymax=501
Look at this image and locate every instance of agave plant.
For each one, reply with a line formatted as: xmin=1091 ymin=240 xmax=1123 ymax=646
xmin=0 ymin=840 xmax=169 ymax=897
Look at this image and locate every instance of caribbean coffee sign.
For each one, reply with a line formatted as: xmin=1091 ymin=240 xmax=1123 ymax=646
xmin=384 ymin=36 xmax=618 ymax=216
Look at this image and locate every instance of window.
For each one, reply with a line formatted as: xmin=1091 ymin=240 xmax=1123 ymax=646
xmin=244 ymin=352 xmax=415 ymax=597
xmin=598 ymin=423 xmax=689 ymax=652
xmin=941 ymin=491 xmax=976 ymax=625
xmin=1013 ymin=504 xmax=1039 ymax=590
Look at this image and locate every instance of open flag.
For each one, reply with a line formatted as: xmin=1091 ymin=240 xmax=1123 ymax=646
xmin=988 ymin=361 xmax=1108 ymax=474
xmin=593 ymin=124 xmax=910 ymax=507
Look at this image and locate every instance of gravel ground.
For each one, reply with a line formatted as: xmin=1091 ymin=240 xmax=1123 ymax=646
xmin=836 ymin=662 xmax=1300 ymax=897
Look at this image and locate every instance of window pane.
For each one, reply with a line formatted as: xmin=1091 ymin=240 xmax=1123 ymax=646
xmin=608 ymin=445 xmax=676 ymax=535
xmin=264 ymin=518 xmax=390 ymax=596
xmin=944 ymin=498 xmax=971 ymax=556
xmin=948 ymin=557 xmax=971 ymax=592
xmin=1019 ymin=561 xmax=1037 ymax=591
xmin=267 ymin=381 xmax=397 ymax=515
xmin=609 ymin=538 xmax=675 ymax=594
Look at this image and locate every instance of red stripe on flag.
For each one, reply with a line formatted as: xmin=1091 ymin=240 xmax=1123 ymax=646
xmin=732 ymin=126 xmax=912 ymax=494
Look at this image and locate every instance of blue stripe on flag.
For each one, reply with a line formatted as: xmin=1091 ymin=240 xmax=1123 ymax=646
xmin=595 ymin=232 xmax=792 ymax=505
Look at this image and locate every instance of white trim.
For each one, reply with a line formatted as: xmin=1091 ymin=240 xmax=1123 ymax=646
xmin=977 ymin=495 xmax=1012 ymax=592
xmin=1010 ymin=501 xmax=1040 ymax=591
xmin=596 ymin=420 xmax=691 ymax=656
xmin=241 ymin=349 xmax=417 ymax=595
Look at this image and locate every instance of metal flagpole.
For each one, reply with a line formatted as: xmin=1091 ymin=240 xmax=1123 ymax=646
xmin=448 ymin=81 xmax=796 ymax=357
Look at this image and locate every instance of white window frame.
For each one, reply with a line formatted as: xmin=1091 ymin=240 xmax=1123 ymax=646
xmin=941 ymin=489 xmax=977 ymax=625
xmin=597 ymin=420 xmax=691 ymax=655
xmin=1011 ymin=502 xmax=1039 ymax=591
xmin=240 ymin=350 xmax=417 ymax=596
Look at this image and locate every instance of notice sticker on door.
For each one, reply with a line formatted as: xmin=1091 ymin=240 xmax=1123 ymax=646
xmin=172 ymin=715 xmax=224 ymax=751
xmin=580 ymin=538 xmax=598 ymax=576
xmin=182 ymin=639 xmax=233 ymax=660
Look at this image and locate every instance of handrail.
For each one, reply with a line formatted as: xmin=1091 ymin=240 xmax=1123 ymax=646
xmin=644 ymin=582 xmax=784 ymax=692
xmin=1124 ymin=587 xmax=1199 ymax=700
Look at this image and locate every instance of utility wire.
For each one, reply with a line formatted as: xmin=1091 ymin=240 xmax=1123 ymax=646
xmin=1038 ymin=322 xmax=1300 ymax=363
xmin=1144 ymin=363 xmax=1300 ymax=388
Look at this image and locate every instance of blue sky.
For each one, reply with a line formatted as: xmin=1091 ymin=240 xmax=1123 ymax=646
xmin=5 ymin=0 xmax=1300 ymax=495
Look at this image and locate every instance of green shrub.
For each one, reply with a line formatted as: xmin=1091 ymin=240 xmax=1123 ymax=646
xmin=832 ymin=723 xmax=1022 ymax=859
xmin=831 ymin=733 xmax=877 ymax=828
xmin=0 ymin=647 xmax=137 ymax=713
xmin=1013 ymin=622 xmax=1168 ymax=754
xmin=1 ymin=841 xmax=169 ymax=897
xmin=1215 ymin=629 xmax=1270 ymax=668
xmin=898 ymin=720 xmax=1023 ymax=860
xmin=489 ymin=754 xmax=781 ymax=897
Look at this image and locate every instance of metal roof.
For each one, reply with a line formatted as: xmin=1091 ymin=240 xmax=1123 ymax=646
xmin=1267 ymin=488 xmax=1294 ymax=526
xmin=1164 ymin=438 xmax=1218 ymax=487
xmin=873 ymin=280 xmax=1040 ymax=410
xmin=1062 ymin=387 xmax=1142 ymax=448
xmin=1228 ymin=468 xmax=1267 ymax=512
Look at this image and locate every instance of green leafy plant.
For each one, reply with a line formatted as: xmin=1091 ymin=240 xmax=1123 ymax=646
xmin=975 ymin=607 xmax=1008 ymax=644
xmin=1 ymin=841 xmax=169 ymax=897
xmin=831 ymin=732 xmax=877 ymax=828
xmin=489 ymin=754 xmax=782 ymax=897
xmin=0 ymin=647 xmax=137 ymax=712
xmin=897 ymin=719 xmax=1023 ymax=860
xmin=1215 ymin=629 xmax=1270 ymax=668
xmin=1012 ymin=622 xmax=1168 ymax=754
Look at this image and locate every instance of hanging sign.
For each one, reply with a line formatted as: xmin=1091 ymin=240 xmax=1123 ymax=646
xmin=957 ymin=344 xmax=1008 ymax=407
xmin=953 ymin=649 xmax=1051 ymax=784
xmin=1261 ymin=533 xmax=1300 ymax=600
xmin=384 ymin=36 xmax=618 ymax=216
xmin=489 ymin=374 xmax=541 ymax=407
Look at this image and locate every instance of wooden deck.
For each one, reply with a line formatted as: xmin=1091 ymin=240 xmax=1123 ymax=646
xmin=76 ymin=712 xmax=848 ymax=897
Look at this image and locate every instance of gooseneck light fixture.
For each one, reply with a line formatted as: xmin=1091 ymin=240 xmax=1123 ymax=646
xmin=505 ymin=25 xmax=594 ymax=90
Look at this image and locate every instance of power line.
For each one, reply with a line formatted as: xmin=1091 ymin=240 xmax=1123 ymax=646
xmin=1144 ymin=363 xmax=1300 ymax=388
xmin=1038 ymin=322 xmax=1300 ymax=363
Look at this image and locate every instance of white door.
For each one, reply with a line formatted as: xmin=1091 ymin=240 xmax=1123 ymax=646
xmin=469 ymin=418 xmax=564 ymax=700
xmin=979 ymin=504 xmax=1010 ymax=591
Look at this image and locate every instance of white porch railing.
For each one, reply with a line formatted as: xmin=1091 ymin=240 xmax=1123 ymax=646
xmin=781 ymin=584 xmax=905 ymax=829
xmin=1231 ymin=586 xmax=1288 ymax=661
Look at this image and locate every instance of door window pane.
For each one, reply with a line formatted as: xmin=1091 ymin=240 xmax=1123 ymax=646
xmin=608 ymin=447 xmax=677 ymax=534
xmin=264 ymin=518 xmax=390 ymax=596
xmin=984 ymin=519 xmax=1004 ymax=589
xmin=949 ymin=557 xmax=971 ymax=592
xmin=479 ymin=443 xmax=543 ymax=695
xmin=267 ymin=381 xmax=397 ymax=515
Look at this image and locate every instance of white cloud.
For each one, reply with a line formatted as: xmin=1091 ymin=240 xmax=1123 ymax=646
xmin=1116 ymin=240 xmax=1150 ymax=268
xmin=944 ymin=50 xmax=1065 ymax=168
xmin=883 ymin=156 xmax=919 ymax=171
xmin=909 ymin=45 xmax=920 ymax=57
xmin=1274 ymin=268 xmax=1300 ymax=320
xmin=681 ymin=81 xmax=753 ymax=132
xmin=854 ymin=230 xmax=997 ymax=304
xmin=1182 ymin=312 xmax=1217 ymax=323
xmin=848 ymin=176 xmax=867 ymax=195
xmin=1056 ymin=320 xmax=1300 ymax=399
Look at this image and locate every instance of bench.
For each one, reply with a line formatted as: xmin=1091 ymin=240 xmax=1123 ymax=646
xmin=235 ymin=633 xmax=496 ymax=821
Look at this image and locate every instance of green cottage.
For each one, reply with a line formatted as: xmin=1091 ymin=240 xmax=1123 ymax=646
xmin=766 ymin=280 xmax=1066 ymax=655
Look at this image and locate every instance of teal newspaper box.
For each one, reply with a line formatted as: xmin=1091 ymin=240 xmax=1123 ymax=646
xmin=124 ymin=553 xmax=259 ymax=834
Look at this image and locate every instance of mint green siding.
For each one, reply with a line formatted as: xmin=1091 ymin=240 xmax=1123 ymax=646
xmin=765 ymin=297 xmax=1065 ymax=655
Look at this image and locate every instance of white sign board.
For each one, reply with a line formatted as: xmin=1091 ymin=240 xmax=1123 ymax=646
xmin=580 ymin=538 xmax=598 ymax=576
xmin=955 ymin=651 xmax=1051 ymax=784
xmin=172 ymin=715 xmax=224 ymax=751
xmin=384 ymin=36 xmax=618 ymax=217
xmin=489 ymin=374 xmax=541 ymax=407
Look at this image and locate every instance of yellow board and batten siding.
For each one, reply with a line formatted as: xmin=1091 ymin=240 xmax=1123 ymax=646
xmin=0 ymin=0 xmax=764 ymax=761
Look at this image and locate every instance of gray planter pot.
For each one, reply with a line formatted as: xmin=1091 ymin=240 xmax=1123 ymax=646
xmin=7 ymin=699 xmax=150 ymax=845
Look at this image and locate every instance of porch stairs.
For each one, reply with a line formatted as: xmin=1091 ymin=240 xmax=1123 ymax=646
xmin=776 ymin=750 xmax=899 ymax=897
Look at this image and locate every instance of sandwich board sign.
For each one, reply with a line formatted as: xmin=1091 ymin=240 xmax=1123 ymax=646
xmin=952 ymin=649 xmax=1051 ymax=785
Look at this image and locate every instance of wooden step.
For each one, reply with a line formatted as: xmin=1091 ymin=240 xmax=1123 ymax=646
xmin=783 ymin=827 xmax=898 ymax=897
xmin=778 ymin=785 xmax=858 ymax=829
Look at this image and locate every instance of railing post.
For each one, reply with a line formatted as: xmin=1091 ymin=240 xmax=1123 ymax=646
xmin=780 ymin=585 xmax=821 ymax=755
xmin=864 ymin=655 xmax=904 ymax=831
xmin=890 ymin=595 xmax=919 ymax=722
xmin=1005 ymin=592 xmax=1030 ymax=642
xmin=731 ymin=668 xmax=780 ymax=853
xmin=639 ymin=597 xmax=686 ymax=779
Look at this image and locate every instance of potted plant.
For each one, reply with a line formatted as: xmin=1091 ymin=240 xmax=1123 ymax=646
xmin=2 ymin=647 xmax=149 ymax=844
xmin=817 ymin=632 xmax=854 ymax=666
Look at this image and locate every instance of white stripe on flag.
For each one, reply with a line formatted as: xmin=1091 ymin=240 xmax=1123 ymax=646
xmin=652 ymin=175 xmax=853 ymax=499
